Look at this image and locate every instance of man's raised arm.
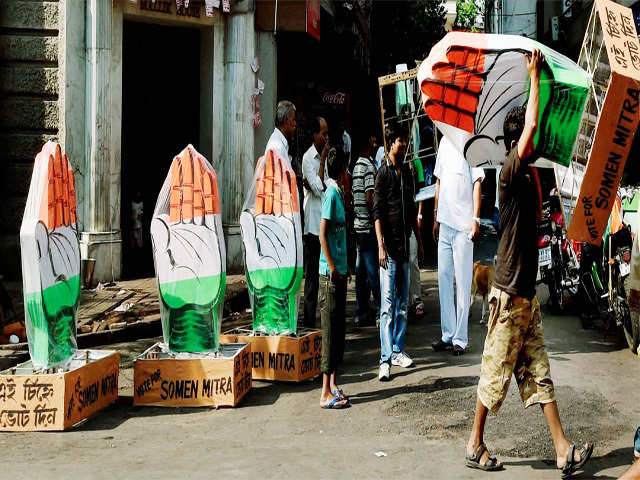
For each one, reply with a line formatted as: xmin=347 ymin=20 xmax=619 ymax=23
xmin=518 ymin=49 xmax=544 ymax=162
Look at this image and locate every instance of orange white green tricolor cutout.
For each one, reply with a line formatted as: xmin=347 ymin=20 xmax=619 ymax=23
xmin=418 ymin=32 xmax=590 ymax=167
xmin=151 ymin=145 xmax=226 ymax=353
xmin=240 ymin=150 xmax=303 ymax=335
xmin=20 ymin=141 xmax=80 ymax=369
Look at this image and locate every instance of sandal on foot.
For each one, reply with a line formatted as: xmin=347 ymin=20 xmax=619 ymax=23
xmin=332 ymin=389 xmax=347 ymax=399
xmin=560 ymin=443 xmax=594 ymax=479
xmin=465 ymin=443 xmax=503 ymax=472
xmin=321 ymin=396 xmax=350 ymax=409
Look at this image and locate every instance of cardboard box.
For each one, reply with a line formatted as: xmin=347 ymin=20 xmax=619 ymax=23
xmin=567 ymin=0 xmax=640 ymax=243
xmin=133 ymin=342 xmax=251 ymax=408
xmin=220 ymin=326 xmax=321 ymax=382
xmin=0 ymin=350 xmax=119 ymax=431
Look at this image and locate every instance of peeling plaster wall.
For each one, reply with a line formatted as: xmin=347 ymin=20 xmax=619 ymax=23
xmin=0 ymin=1 xmax=63 ymax=278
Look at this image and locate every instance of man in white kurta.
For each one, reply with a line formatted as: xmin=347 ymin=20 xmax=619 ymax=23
xmin=302 ymin=117 xmax=330 ymax=328
xmin=265 ymin=100 xmax=296 ymax=160
xmin=432 ymin=137 xmax=484 ymax=355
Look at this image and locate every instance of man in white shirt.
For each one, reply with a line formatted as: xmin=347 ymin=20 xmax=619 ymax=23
xmin=265 ymin=100 xmax=296 ymax=160
xmin=493 ymin=166 xmax=502 ymax=238
xmin=375 ymin=145 xmax=386 ymax=170
xmin=302 ymin=116 xmax=330 ymax=328
xmin=432 ymin=137 xmax=484 ymax=355
xmin=342 ymin=123 xmax=352 ymax=168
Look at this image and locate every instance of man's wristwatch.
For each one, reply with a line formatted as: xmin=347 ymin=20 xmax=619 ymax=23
xmin=417 ymin=214 xmax=423 ymax=220
xmin=473 ymin=217 xmax=480 ymax=224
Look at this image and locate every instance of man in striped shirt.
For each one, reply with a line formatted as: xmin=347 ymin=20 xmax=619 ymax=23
xmin=352 ymin=135 xmax=380 ymax=326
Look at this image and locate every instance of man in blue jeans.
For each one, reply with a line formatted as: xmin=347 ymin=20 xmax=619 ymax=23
xmin=374 ymin=134 xmax=423 ymax=381
xmin=352 ymin=135 xmax=380 ymax=326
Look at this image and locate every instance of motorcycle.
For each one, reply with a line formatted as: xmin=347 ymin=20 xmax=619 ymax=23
xmin=537 ymin=192 xmax=580 ymax=313
xmin=578 ymin=191 xmax=638 ymax=352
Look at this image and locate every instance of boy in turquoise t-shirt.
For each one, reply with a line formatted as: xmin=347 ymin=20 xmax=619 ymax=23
xmin=318 ymin=148 xmax=350 ymax=409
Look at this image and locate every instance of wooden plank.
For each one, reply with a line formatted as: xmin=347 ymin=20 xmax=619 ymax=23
xmin=378 ymin=67 xmax=419 ymax=87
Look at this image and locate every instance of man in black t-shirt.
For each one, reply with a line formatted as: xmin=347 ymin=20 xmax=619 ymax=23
xmin=465 ymin=49 xmax=593 ymax=477
xmin=373 ymin=135 xmax=423 ymax=381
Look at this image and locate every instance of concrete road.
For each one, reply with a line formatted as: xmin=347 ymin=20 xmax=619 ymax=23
xmin=2 ymin=268 xmax=639 ymax=480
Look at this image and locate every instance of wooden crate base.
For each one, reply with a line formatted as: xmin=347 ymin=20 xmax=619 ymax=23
xmin=0 ymin=349 xmax=120 ymax=431
xmin=220 ymin=326 xmax=321 ymax=382
xmin=133 ymin=342 xmax=251 ymax=408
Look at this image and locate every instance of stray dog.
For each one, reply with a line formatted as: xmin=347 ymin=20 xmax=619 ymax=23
xmin=470 ymin=261 xmax=494 ymax=324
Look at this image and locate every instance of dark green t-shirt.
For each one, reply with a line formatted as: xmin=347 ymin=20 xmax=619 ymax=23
xmin=494 ymin=148 xmax=540 ymax=300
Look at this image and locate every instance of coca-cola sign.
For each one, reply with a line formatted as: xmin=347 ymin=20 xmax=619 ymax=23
xmin=322 ymin=92 xmax=347 ymax=105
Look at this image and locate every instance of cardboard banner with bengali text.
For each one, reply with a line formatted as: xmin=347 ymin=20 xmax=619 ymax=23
xmin=567 ymin=0 xmax=640 ymax=243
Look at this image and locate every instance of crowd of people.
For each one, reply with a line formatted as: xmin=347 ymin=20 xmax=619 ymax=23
xmin=262 ymin=50 xmax=596 ymax=477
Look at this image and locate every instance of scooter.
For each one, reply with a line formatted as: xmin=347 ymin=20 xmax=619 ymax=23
xmin=537 ymin=191 xmax=580 ymax=313
xmin=578 ymin=191 xmax=637 ymax=351
xmin=620 ymin=186 xmax=640 ymax=351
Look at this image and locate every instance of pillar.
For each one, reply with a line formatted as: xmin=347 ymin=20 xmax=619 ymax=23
xmin=221 ymin=11 xmax=256 ymax=273
xmin=80 ymin=0 xmax=121 ymax=285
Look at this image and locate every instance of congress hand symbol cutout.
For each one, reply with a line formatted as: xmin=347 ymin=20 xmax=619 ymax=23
xmin=240 ymin=150 xmax=303 ymax=335
xmin=20 ymin=141 xmax=80 ymax=368
xmin=151 ymin=145 xmax=225 ymax=352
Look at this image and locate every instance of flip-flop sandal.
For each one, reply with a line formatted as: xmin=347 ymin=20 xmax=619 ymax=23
xmin=465 ymin=443 xmax=503 ymax=472
xmin=560 ymin=443 xmax=594 ymax=479
xmin=321 ymin=396 xmax=350 ymax=409
xmin=332 ymin=389 xmax=347 ymax=399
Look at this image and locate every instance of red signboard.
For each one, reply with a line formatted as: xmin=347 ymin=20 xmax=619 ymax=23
xmin=306 ymin=0 xmax=320 ymax=40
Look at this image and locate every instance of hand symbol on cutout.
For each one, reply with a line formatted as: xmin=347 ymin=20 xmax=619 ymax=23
xmin=20 ymin=141 xmax=80 ymax=368
xmin=421 ymin=44 xmax=488 ymax=133
xmin=240 ymin=150 xmax=303 ymax=335
xmin=420 ymin=43 xmax=530 ymax=165
xmin=421 ymin=45 xmax=530 ymax=132
xmin=151 ymin=145 xmax=225 ymax=352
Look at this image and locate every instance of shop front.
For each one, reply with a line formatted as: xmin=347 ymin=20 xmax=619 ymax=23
xmin=56 ymin=0 xmax=266 ymax=283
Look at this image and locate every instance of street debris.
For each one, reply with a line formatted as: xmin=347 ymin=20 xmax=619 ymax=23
xmin=78 ymin=278 xmax=159 ymax=334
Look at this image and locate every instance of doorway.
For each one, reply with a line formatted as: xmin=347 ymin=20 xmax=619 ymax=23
xmin=121 ymin=21 xmax=201 ymax=279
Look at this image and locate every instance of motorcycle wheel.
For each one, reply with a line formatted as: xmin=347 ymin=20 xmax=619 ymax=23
xmin=622 ymin=276 xmax=639 ymax=353
xmin=548 ymin=267 xmax=564 ymax=314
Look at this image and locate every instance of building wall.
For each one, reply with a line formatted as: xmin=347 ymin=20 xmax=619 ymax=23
xmin=444 ymin=0 xmax=457 ymax=31
xmin=502 ymin=0 xmax=537 ymax=38
xmin=0 ymin=1 xmax=62 ymax=279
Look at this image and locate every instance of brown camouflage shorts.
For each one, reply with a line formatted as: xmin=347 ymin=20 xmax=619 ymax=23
xmin=477 ymin=287 xmax=555 ymax=413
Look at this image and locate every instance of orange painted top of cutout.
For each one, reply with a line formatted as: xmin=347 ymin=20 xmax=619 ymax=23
xmin=36 ymin=142 xmax=77 ymax=230
xmin=169 ymin=145 xmax=220 ymax=223
xmin=254 ymin=150 xmax=299 ymax=216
